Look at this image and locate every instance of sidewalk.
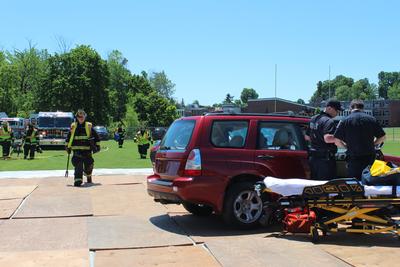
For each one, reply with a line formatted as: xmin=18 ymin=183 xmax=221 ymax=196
xmin=0 ymin=168 xmax=153 ymax=179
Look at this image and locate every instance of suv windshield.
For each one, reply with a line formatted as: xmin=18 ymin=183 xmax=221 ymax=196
xmin=160 ymin=120 xmax=195 ymax=150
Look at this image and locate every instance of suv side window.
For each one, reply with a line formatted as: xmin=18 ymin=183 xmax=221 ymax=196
xmin=258 ymin=122 xmax=302 ymax=151
xmin=211 ymin=120 xmax=248 ymax=148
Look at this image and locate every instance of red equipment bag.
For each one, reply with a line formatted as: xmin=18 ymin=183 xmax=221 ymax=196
xmin=283 ymin=208 xmax=316 ymax=233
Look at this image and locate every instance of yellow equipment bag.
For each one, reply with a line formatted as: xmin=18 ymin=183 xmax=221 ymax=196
xmin=370 ymin=160 xmax=391 ymax=176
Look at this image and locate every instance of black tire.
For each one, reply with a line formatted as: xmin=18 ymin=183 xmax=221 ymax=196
xmin=223 ymin=182 xmax=263 ymax=229
xmin=311 ymin=227 xmax=319 ymax=243
xmin=182 ymin=202 xmax=213 ymax=216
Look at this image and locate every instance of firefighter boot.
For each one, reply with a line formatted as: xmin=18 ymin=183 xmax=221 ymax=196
xmin=74 ymin=178 xmax=83 ymax=187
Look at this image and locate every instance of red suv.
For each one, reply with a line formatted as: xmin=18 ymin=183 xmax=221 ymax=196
xmin=147 ymin=113 xmax=399 ymax=228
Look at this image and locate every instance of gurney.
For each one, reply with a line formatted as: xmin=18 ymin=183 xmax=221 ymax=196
xmin=256 ymin=177 xmax=400 ymax=243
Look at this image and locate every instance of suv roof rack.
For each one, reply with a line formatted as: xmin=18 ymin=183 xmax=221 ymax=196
xmin=203 ymin=111 xmax=311 ymax=118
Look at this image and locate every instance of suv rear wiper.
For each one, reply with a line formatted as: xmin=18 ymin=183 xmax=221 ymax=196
xmin=160 ymin=146 xmax=171 ymax=150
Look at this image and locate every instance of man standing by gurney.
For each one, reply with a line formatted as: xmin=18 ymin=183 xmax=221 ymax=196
xmin=307 ymin=100 xmax=343 ymax=180
xmin=334 ymin=99 xmax=386 ymax=180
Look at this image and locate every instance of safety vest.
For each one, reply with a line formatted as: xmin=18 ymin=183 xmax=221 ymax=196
xmin=25 ymin=129 xmax=38 ymax=144
xmin=0 ymin=126 xmax=12 ymax=141
xmin=67 ymin=122 xmax=92 ymax=150
xmin=137 ymin=131 xmax=150 ymax=145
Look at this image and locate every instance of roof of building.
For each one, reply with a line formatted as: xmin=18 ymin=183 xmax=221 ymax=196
xmin=248 ymin=97 xmax=316 ymax=109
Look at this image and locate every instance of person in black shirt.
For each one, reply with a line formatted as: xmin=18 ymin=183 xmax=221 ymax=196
xmin=334 ymin=100 xmax=386 ymax=180
xmin=306 ymin=99 xmax=343 ymax=180
xmin=66 ymin=110 xmax=101 ymax=186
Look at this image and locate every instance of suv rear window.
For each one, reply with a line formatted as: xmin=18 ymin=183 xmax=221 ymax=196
xmin=211 ymin=120 xmax=248 ymax=148
xmin=258 ymin=122 xmax=302 ymax=150
xmin=159 ymin=120 xmax=195 ymax=150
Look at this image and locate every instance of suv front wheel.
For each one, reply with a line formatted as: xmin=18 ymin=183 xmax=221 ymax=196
xmin=223 ymin=182 xmax=263 ymax=229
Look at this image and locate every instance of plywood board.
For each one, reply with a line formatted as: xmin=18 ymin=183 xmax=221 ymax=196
xmin=88 ymin=215 xmax=191 ymax=250
xmin=0 ymin=198 xmax=23 ymax=219
xmin=14 ymin=185 xmax=92 ymax=218
xmin=95 ymin=245 xmax=220 ymax=267
xmin=92 ymin=175 xmax=146 ymax=185
xmin=0 ymin=185 xmax=37 ymax=200
xmin=89 ymin=184 xmax=166 ymax=217
xmin=0 ymin=217 xmax=88 ymax=251
xmin=0 ymin=249 xmax=89 ymax=267
xmin=204 ymin=237 xmax=348 ymax=267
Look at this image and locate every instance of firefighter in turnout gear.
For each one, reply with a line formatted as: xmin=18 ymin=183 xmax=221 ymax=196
xmin=115 ymin=125 xmax=126 ymax=148
xmin=134 ymin=128 xmax=152 ymax=159
xmin=0 ymin=121 xmax=13 ymax=159
xmin=23 ymin=123 xmax=39 ymax=160
xmin=66 ymin=110 xmax=100 ymax=186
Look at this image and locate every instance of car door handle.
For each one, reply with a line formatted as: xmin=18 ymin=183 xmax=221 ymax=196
xmin=257 ymin=154 xmax=275 ymax=160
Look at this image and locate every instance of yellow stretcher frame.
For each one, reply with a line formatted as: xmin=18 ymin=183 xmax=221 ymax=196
xmin=307 ymin=197 xmax=400 ymax=243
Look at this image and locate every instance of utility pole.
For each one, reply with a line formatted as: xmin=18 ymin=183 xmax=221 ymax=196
xmin=328 ymin=65 xmax=331 ymax=99
xmin=275 ymin=64 xmax=277 ymax=112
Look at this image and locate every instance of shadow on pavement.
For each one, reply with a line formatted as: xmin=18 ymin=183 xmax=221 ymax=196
xmin=66 ymin=183 xmax=103 ymax=188
xmin=150 ymin=213 xmax=281 ymax=238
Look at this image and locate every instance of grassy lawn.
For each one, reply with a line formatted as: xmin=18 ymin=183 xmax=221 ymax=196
xmin=382 ymin=140 xmax=400 ymax=157
xmin=0 ymin=140 xmax=153 ymax=171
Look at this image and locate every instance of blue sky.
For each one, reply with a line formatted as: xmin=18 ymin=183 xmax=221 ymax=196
xmin=1 ymin=0 xmax=399 ymax=105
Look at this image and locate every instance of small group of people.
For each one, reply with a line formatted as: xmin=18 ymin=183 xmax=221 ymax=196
xmin=307 ymin=99 xmax=386 ymax=181
xmin=113 ymin=125 xmax=153 ymax=158
xmin=0 ymin=121 xmax=41 ymax=160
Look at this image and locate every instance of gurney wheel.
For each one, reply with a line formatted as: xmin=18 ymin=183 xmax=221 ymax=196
xmin=311 ymin=228 xmax=319 ymax=243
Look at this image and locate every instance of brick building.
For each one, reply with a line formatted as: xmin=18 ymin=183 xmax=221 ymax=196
xmin=245 ymin=98 xmax=316 ymax=116
xmin=321 ymin=99 xmax=400 ymax=127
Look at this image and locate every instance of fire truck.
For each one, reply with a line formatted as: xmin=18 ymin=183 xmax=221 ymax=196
xmin=0 ymin=117 xmax=25 ymax=139
xmin=37 ymin=112 xmax=74 ymax=148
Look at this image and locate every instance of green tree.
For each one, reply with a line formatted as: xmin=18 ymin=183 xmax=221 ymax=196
xmin=107 ymin=50 xmax=132 ymax=122
xmin=351 ymin=79 xmax=377 ymax=100
xmin=310 ymin=75 xmax=354 ymax=104
xmin=133 ymin=91 xmax=178 ymax=126
xmin=37 ymin=45 xmax=110 ymax=125
xmin=388 ymin=83 xmax=400 ymax=100
xmin=335 ymin=85 xmax=352 ymax=101
xmin=149 ymin=71 xmax=175 ymax=99
xmin=240 ymin=88 xmax=259 ymax=104
xmin=296 ymin=98 xmax=305 ymax=104
xmin=224 ymin=93 xmax=234 ymax=104
xmin=378 ymin=71 xmax=400 ymax=99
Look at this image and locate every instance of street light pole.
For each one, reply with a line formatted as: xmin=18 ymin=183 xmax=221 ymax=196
xmin=275 ymin=64 xmax=277 ymax=112
xmin=328 ymin=65 xmax=331 ymax=99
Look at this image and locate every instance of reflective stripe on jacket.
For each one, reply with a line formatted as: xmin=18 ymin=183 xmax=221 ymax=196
xmin=0 ymin=126 xmax=12 ymax=141
xmin=67 ymin=122 xmax=92 ymax=150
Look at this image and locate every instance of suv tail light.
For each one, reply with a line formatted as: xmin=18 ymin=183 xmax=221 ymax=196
xmin=184 ymin=149 xmax=202 ymax=176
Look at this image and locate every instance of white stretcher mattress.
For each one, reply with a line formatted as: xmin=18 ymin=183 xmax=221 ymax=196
xmin=263 ymin=176 xmax=400 ymax=197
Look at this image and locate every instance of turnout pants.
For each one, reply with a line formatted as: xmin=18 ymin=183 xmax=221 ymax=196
xmin=118 ymin=137 xmax=124 ymax=147
xmin=347 ymin=154 xmax=375 ymax=180
xmin=72 ymin=152 xmax=94 ymax=186
xmin=24 ymin=143 xmax=36 ymax=159
xmin=138 ymin=143 xmax=150 ymax=159
xmin=309 ymin=156 xmax=337 ymax=180
xmin=1 ymin=140 xmax=11 ymax=157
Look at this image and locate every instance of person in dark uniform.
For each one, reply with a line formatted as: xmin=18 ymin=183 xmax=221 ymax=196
xmin=334 ymin=99 xmax=386 ymax=180
xmin=23 ymin=123 xmax=39 ymax=160
xmin=66 ymin=110 xmax=101 ymax=186
xmin=116 ymin=125 xmax=126 ymax=148
xmin=307 ymin=100 xmax=343 ymax=180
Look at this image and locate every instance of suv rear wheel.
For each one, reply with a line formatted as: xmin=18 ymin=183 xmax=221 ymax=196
xmin=223 ymin=182 xmax=263 ymax=229
xmin=182 ymin=202 xmax=213 ymax=216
